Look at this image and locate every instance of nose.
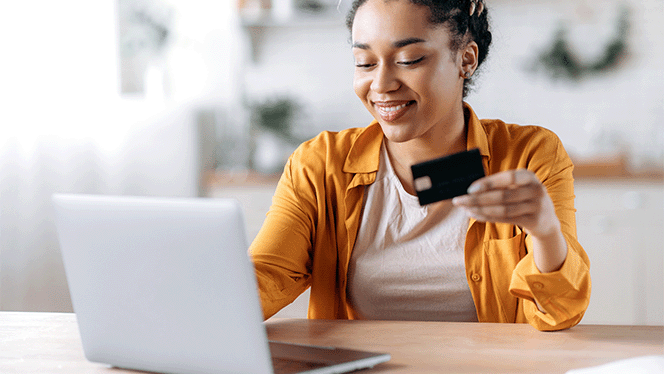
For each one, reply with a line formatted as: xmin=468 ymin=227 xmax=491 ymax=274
xmin=370 ymin=64 xmax=400 ymax=93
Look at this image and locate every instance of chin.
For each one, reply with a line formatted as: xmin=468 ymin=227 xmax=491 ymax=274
xmin=378 ymin=123 xmax=419 ymax=144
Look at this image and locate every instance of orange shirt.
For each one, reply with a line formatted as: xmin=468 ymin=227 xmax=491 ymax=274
xmin=249 ymin=104 xmax=591 ymax=331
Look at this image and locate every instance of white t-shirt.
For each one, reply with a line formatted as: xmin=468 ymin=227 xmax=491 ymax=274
xmin=347 ymin=143 xmax=478 ymax=322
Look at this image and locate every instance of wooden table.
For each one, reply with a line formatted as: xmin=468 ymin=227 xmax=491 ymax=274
xmin=0 ymin=312 xmax=662 ymax=373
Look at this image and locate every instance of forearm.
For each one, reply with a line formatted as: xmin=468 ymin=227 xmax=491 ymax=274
xmin=529 ymin=224 xmax=568 ymax=273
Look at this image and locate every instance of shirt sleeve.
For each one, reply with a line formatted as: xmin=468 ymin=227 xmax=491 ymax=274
xmin=249 ymin=150 xmax=316 ymax=320
xmin=509 ymin=131 xmax=592 ymax=331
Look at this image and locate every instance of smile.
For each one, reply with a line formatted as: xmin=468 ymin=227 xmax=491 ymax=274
xmin=373 ymin=101 xmax=415 ymax=122
xmin=381 ymin=103 xmax=409 ymax=112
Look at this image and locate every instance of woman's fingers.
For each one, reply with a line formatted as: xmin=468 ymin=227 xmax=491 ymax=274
xmin=454 ymin=183 xmax=541 ymax=206
xmin=462 ymin=199 xmax=539 ymax=221
xmin=452 ymin=169 xmax=551 ymax=232
xmin=467 ymin=169 xmax=539 ymax=193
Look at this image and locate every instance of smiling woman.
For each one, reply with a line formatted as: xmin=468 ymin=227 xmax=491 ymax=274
xmin=249 ymin=0 xmax=591 ymax=331
xmin=350 ymin=0 xmax=476 ymax=179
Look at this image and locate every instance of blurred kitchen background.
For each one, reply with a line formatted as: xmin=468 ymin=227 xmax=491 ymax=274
xmin=0 ymin=0 xmax=662 ymax=324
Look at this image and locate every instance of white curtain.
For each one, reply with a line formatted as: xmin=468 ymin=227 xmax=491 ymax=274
xmin=0 ymin=1 xmax=205 ymax=311
xmin=0 ymin=107 xmax=199 ymax=312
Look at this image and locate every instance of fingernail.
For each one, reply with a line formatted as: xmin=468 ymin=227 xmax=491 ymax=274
xmin=467 ymin=184 xmax=481 ymax=194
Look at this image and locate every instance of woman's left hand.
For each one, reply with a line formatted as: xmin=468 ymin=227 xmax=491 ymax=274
xmin=452 ymin=169 xmax=560 ymax=240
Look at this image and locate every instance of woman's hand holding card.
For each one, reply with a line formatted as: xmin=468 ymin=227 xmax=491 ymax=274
xmin=452 ymin=169 xmax=568 ymax=273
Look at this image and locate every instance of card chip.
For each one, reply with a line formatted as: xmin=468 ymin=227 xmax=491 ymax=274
xmin=414 ymin=176 xmax=433 ymax=192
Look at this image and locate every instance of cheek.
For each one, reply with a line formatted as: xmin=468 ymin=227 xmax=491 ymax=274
xmin=353 ymin=73 xmax=371 ymax=102
xmin=417 ymin=68 xmax=457 ymax=102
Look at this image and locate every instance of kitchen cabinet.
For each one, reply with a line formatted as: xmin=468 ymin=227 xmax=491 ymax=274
xmin=574 ymin=179 xmax=663 ymax=325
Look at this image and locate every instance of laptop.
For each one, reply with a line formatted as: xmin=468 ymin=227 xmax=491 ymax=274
xmin=52 ymin=194 xmax=390 ymax=374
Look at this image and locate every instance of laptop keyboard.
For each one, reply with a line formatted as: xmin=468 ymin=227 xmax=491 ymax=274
xmin=272 ymin=357 xmax=328 ymax=374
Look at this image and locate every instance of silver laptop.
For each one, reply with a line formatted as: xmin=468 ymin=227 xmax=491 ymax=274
xmin=52 ymin=194 xmax=390 ymax=374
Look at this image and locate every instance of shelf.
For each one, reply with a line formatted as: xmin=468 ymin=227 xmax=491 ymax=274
xmin=240 ymin=10 xmax=346 ymax=62
xmin=241 ymin=12 xmax=345 ymax=28
xmin=572 ymin=154 xmax=664 ymax=182
xmin=203 ymin=169 xmax=280 ymax=188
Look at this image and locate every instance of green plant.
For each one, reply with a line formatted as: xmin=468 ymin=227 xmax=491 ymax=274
xmin=251 ymin=97 xmax=299 ymax=138
xmin=532 ymin=5 xmax=629 ymax=81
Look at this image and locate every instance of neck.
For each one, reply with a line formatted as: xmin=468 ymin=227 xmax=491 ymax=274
xmin=385 ymin=107 xmax=468 ymax=195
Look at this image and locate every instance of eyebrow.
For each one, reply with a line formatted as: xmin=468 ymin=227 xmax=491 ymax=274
xmin=352 ymin=37 xmax=426 ymax=50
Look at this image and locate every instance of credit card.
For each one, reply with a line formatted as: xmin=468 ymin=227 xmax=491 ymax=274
xmin=410 ymin=148 xmax=485 ymax=205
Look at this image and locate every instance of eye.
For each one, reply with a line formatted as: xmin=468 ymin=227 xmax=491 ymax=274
xmin=398 ymin=56 xmax=425 ymax=66
xmin=355 ymin=62 xmax=376 ymax=69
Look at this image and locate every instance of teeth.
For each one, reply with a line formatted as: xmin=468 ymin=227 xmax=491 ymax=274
xmin=379 ymin=103 xmax=408 ymax=112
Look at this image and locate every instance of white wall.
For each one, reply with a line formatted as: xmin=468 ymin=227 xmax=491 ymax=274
xmin=471 ymin=0 xmax=663 ymax=170
xmin=242 ymin=15 xmax=373 ymax=138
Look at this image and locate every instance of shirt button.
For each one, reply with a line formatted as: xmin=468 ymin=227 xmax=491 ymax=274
xmin=533 ymin=282 xmax=544 ymax=290
xmin=471 ymin=273 xmax=482 ymax=282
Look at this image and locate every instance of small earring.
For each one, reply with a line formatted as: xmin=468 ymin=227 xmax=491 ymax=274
xmin=464 ymin=71 xmax=472 ymax=79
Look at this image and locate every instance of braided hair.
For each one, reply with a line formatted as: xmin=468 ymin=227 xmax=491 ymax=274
xmin=346 ymin=0 xmax=492 ymax=97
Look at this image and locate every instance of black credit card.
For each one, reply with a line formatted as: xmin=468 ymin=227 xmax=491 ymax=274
xmin=410 ymin=148 xmax=485 ymax=205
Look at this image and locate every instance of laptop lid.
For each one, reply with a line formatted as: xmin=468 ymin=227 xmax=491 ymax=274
xmin=52 ymin=194 xmax=390 ymax=374
xmin=53 ymin=194 xmax=273 ymax=374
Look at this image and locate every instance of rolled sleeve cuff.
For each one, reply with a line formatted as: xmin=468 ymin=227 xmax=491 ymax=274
xmin=509 ymin=243 xmax=591 ymax=330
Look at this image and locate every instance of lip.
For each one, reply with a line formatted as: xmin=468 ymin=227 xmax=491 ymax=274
xmin=373 ymin=100 xmax=415 ymax=122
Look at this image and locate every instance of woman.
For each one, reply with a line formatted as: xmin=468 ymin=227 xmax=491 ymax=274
xmin=249 ymin=0 xmax=591 ymax=331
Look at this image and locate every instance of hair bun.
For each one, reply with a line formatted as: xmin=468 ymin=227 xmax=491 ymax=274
xmin=470 ymin=0 xmax=484 ymax=17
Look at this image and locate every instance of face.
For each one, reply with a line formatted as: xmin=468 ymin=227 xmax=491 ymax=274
xmin=351 ymin=0 xmax=471 ymax=144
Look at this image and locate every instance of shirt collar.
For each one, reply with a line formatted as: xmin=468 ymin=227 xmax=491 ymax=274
xmin=343 ymin=121 xmax=383 ymax=175
xmin=464 ymin=102 xmax=490 ymax=160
